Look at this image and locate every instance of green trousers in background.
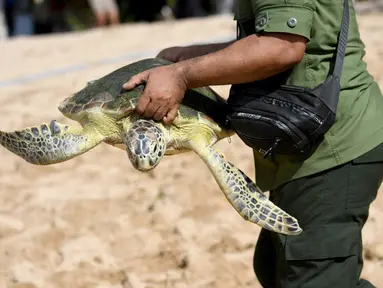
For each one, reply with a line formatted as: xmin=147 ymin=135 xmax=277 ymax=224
xmin=253 ymin=143 xmax=383 ymax=288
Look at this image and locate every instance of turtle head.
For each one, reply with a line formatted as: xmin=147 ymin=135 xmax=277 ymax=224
xmin=124 ymin=120 xmax=166 ymax=171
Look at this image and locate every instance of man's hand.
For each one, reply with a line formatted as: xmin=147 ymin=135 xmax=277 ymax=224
xmin=123 ymin=65 xmax=187 ymax=125
xmin=123 ymin=33 xmax=306 ymax=125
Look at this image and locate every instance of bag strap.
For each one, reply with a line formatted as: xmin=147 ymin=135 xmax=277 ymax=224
xmin=331 ymin=0 xmax=350 ymax=81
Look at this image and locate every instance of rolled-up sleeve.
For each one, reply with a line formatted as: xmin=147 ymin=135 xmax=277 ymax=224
xmin=252 ymin=1 xmax=315 ymax=40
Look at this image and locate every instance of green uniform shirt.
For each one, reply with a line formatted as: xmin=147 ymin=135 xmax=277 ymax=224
xmin=233 ymin=0 xmax=383 ymax=191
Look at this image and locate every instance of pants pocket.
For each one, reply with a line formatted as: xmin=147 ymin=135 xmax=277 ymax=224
xmin=346 ymin=145 xmax=383 ymax=209
xmin=280 ymin=223 xmax=359 ymax=260
xmin=276 ymin=223 xmax=361 ymax=287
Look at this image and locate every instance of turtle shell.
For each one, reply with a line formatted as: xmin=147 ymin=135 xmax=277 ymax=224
xmin=59 ymin=58 xmax=228 ymax=126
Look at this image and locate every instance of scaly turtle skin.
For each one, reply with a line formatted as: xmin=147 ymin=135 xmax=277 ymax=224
xmin=0 ymin=58 xmax=302 ymax=235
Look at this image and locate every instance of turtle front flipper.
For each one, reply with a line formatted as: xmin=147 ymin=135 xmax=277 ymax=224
xmin=0 ymin=120 xmax=104 ymax=165
xmin=190 ymin=139 xmax=302 ymax=235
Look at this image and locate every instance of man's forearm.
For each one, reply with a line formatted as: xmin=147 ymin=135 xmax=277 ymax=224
xmin=175 ymin=33 xmax=306 ymax=89
xmin=182 ymin=40 xmax=236 ymax=60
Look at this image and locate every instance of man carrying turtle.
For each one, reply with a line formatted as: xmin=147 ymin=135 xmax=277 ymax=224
xmin=123 ymin=0 xmax=383 ymax=287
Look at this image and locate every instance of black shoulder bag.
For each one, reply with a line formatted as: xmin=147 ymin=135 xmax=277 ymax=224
xmin=226 ymin=0 xmax=349 ymax=160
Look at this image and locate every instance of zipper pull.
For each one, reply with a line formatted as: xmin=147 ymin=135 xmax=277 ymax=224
xmin=225 ymin=116 xmax=232 ymax=144
xmin=263 ymin=138 xmax=282 ymax=159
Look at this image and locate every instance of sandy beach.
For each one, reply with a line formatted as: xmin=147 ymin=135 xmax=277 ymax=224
xmin=1 ymin=13 xmax=383 ymax=288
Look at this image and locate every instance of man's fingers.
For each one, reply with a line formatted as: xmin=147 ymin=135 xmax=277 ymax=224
xmin=123 ymin=72 xmax=148 ymax=90
xmin=122 ymin=76 xmax=141 ymax=90
xmin=163 ymin=105 xmax=180 ymax=125
xmin=136 ymin=94 xmax=150 ymax=115
xmin=142 ymin=102 xmax=159 ymax=119
xmin=153 ymin=106 xmax=168 ymax=121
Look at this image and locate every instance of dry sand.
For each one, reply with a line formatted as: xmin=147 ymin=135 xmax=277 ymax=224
xmin=0 ymin=13 xmax=383 ymax=288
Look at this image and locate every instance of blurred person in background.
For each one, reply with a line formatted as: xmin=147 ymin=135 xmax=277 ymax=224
xmin=0 ymin=0 xmax=7 ymax=39
xmin=87 ymin=0 xmax=119 ymax=26
xmin=172 ymin=0 xmax=208 ymax=18
xmin=33 ymin=0 xmax=70 ymax=34
xmin=172 ymin=0 xmax=234 ymax=19
xmin=123 ymin=0 xmax=383 ymax=287
xmin=4 ymin=0 xmax=12 ymax=36
xmin=47 ymin=0 xmax=69 ymax=33
xmin=214 ymin=0 xmax=234 ymax=14
xmin=12 ymin=0 xmax=34 ymax=36
xmin=4 ymin=0 xmax=34 ymax=37
xmin=127 ymin=0 xmax=167 ymax=22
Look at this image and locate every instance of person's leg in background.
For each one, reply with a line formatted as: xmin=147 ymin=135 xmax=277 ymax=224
xmin=214 ymin=0 xmax=233 ymax=14
xmin=128 ymin=0 xmax=167 ymax=22
xmin=253 ymin=144 xmax=383 ymax=288
xmin=12 ymin=0 xmax=34 ymax=36
xmin=4 ymin=0 xmax=14 ymax=36
xmin=205 ymin=0 xmax=233 ymax=15
xmin=49 ymin=0 xmax=70 ymax=33
xmin=0 ymin=0 xmax=8 ymax=40
xmin=87 ymin=0 xmax=119 ymax=27
xmin=173 ymin=0 xmax=207 ymax=19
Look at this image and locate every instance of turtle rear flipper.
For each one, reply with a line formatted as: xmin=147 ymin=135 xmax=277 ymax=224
xmin=0 ymin=120 xmax=104 ymax=165
xmin=190 ymin=138 xmax=302 ymax=236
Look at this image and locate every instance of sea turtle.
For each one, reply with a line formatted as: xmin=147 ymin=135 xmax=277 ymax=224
xmin=0 ymin=58 xmax=302 ymax=235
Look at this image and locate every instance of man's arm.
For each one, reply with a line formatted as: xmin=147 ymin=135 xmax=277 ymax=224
xmin=157 ymin=40 xmax=236 ymax=62
xmin=176 ymin=33 xmax=306 ymax=88
xmin=123 ymin=32 xmax=307 ymax=123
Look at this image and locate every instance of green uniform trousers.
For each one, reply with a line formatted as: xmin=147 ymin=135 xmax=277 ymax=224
xmin=253 ymin=143 xmax=383 ymax=288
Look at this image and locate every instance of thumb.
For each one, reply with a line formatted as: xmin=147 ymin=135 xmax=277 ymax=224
xmin=123 ymin=72 xmax=149 ymax=90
